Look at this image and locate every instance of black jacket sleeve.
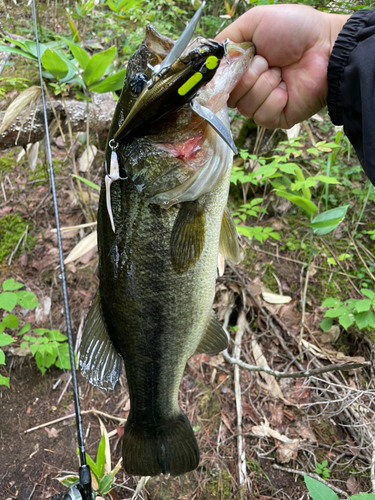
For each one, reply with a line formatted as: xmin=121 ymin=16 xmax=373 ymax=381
xmin=327 ymin=9 xmax=375 ymax=185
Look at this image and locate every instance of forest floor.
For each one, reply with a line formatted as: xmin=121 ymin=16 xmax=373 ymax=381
xmin=1 ymin=2 xmax=375 ymax=500
xmin=0 ymin=136 xmax=374 ymax=500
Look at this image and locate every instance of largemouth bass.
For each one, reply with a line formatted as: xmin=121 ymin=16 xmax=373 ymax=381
xmin=80 ymin=25 xmax=254 ymax=476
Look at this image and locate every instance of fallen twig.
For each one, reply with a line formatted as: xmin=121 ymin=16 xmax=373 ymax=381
xmin=272 ymin=464 xmax=349 ymax=498
xmin=7 ymin=224 xmax=28 ymax=266
xmin=371 ymin=437 xmax=375 ymax=494
xmin=24 ymin=409 xmax=126 ymax=433
xmin=233 ymin=309 xmax=247 ymax=494
xmin=222 ymin=352 xmax=369 ymax=379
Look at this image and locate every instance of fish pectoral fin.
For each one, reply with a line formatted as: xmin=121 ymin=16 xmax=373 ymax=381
xmin=195 ymin=313 xmax=229 ymax=355
xmin=79 ymin=290 xmax=122 ymax=391
xmin=170 ymin=201 xmax=205 ymax=273
xmin=219 ymin=207 xmax=240 ymax=264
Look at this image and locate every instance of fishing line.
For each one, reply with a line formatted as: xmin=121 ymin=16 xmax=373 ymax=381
xmin=31 ymin=1 xmax=92 ymax=498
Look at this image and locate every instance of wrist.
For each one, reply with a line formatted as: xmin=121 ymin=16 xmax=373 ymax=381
xmin=326 ymin=12 xmax=351 ymax=52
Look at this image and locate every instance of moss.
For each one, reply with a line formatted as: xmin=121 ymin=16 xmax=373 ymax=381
xmin=0 ymin=213 xmax=35 ymax=262
xmin=200 ymin=469 xmax=233 ymax=499
xmin=197 ymin=380 xmax=221 ymax=425
xmin=0 ymin=149 xmax=21 ymax=175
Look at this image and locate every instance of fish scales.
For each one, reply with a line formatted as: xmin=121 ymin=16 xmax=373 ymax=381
xmin=80 ymin=24 xmax=254 ymax=477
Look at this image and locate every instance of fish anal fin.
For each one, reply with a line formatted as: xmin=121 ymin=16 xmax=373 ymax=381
xmin=170 ymin=201 xmax=205 ymax=274
xmin=195 ymin=314 xmax=229 ymax=355
xmin=79 ymin=291 xmax=122 ymax=391
xmin=219 ymin=207 xmax=240 ymax=263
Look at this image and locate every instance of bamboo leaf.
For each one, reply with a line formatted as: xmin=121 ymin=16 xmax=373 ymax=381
xmin=64 ymin=231 xmax=97 ymax=264
xmin=82 ymin=46 xmax=117 ymax=86
xmin=71 ymin=174 xmax=100 ymax=191
xmin=41 ymin=49 xmax=69 ymax=80
xmin=310 ymin=205 xmax=349 ymax=235
xmin=0 ymin=86 xmax=41 ymax=134
xmin=88 ymin=69 xmax=126 ymax=93
xmin=275 ymin=190 xmax=318 ymax=216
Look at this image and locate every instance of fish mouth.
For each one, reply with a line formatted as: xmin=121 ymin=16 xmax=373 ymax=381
xmin=144 ymin=41 xmax=254 ymax=208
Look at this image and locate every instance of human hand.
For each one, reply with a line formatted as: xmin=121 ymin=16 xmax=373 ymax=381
xmin=216 ymin=4 xmax=350 ymax=129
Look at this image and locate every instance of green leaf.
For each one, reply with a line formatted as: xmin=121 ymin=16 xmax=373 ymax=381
xmin=315 ymin=175 xmax=340 ymax=184
xmin=278 ymin=163 xmax=298 ymax=174
xmin=0 ymin=333 xmax=15 ymax=346
xmin=99 ymin=472 xmax=117 ymax=495
xmin=0 ymin=349 xmax=5 ymax=365
xmin=354 ymin=311 xmax=375 ymax=329
xmin=23 ymin=41 xmax=48 ymax=58
xmin=2 ymin=279 xmax=24 ymax=291
xmin=361 ymin=289 xmax=375 ymax=300
xmin=310 ymin=206 xmax=349 ymax=235
xmin=349 ymin=495 xmax=375 ymax=500
xmin=354 ymin=299 xmax=372 ymax=313
xmin=82 ymin=46 xmax=117 ymax=86
xmin=41 ymin=48 xmax=69 ymax=80
xmin=89 ymin=69 xmax=126 ymax=93
xmin=3 ymin=314 xmax=19 ymax=329
xmin=60 ymin=476 xmax=79 ymax=488
xmin=322 ymin=298 xmax=342 ymax=308
xmin=0 ymin=292 xmax=17 ymax=312
xmin=96 ymin=434 xmax=106 ymax=478
xmin=30 ymin=343 xmax=40 ymax=356
xmin=338 ymin=312 xmax=354 ymax=330
xmin=0 ymin=44 xmax=37 ymax=60
xmin=304 ymin=476 xmax=339 ymax=500
xmin=275 ymin=190 xmax=318 ymax=216
xmin=15 ymin=290 xmax=39 ymax=309
xmin=66 ymin=41 xmax=90 ymax=70
xmin=320 ymin=318 xmax=333 ymax=332
xmin=55 ymin=343 xmax=71 ymax=369
xmin=71 ymin=174 xmax=100 ymax=191
xmin=0 ymin=374 xmax=10 ymax=387
xmin=85 ymin=452 xmax=101 ymax=478
xmin=18 ymin=323 xmax=31 ymax=335
xmin=46 ymin=330 xmax=68 ymax=342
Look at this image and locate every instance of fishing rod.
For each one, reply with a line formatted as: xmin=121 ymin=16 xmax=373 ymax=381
xmin=31 ymin=1 xmax=92 ymax=499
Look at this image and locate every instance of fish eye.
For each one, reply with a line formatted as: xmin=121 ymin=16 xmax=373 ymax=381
xmin=129 ymin=73 xmax=149 ymax=95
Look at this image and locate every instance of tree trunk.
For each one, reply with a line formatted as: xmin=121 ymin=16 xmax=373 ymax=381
xmin=0 ymin=93 xmax=116 ymax=150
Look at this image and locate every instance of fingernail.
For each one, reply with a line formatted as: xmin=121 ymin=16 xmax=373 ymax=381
xmin=250 ymin=56 xmax=268 ymax=75
xmin=271 ymin=67 xmax=281 ymax=78
xmin=278 ymin=81 xmax=287 ymax=90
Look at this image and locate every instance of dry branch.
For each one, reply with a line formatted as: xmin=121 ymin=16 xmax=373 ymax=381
xmin=233 ymin=309 xmax=247 ymax=493
xmin=222 ymin=352 xmax=369 ymax=379
xmin=272 ymin=464 xmax=349 ymax=498
xmin=0 ymin=93 xmax=115 ymax=150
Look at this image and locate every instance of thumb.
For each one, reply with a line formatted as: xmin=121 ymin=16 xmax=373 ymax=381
xmin=215 ymin=8 xmax=262 ymax=44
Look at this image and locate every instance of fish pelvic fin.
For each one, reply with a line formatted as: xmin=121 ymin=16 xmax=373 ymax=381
xmin=195 ymin=313 xmax=229 ymax=355
xmin=219 ymin=207 xmax=240 ymax=264
xmin=79 ymin=290 xmax=122 ymax=391
xmin=170 ymin=201 xmax=205 ymax=274
xmin=122 ymin=411 xmax=199 ymax=476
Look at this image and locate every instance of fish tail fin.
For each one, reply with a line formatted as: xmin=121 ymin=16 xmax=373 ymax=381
xmin=122 ymin=411 xmax=199 ymax=476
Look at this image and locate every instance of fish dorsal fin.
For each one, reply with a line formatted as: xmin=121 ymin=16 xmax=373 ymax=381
xmin=79 ymin=291 xmax=122 ymax=391
xmin=170 ymin=201 xmax=205 ymax=274
xmin=219 ymin=207 xmax=240 ymax=263
xmin=195 ymin=313 xmax=229 ymax=355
